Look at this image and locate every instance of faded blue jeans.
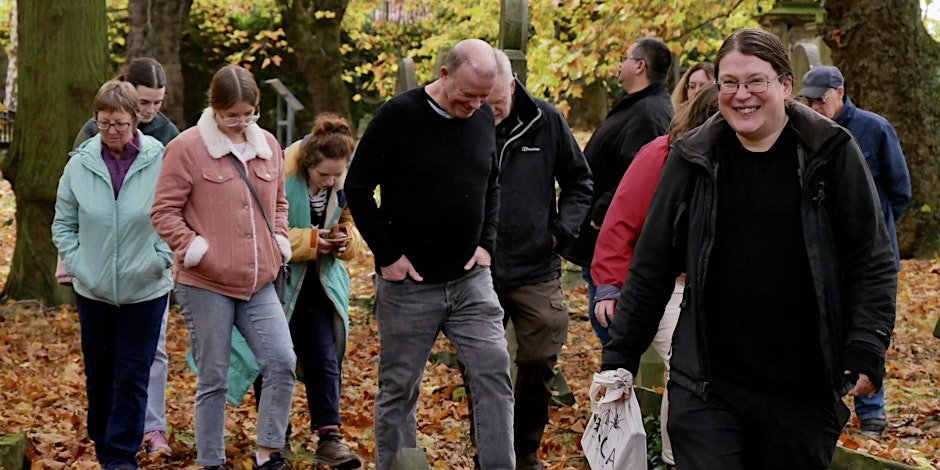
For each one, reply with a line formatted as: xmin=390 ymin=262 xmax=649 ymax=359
xmin=144 ymin=304 xmax=169 ymax=434
xmin=373 ymin=266 xmax=514 ymax=470
xmin=175 ymin=283 xmax=296 ymax=467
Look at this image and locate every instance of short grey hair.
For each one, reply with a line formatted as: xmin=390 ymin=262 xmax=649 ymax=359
xmin=494 ymin=49 xmax=514 ymax=88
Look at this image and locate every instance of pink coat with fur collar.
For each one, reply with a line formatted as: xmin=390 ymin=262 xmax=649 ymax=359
xmin=151 ymin=108 xmax=290 ymax=300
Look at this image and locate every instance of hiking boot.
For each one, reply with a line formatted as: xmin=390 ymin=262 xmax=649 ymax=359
xmin=144 ymin=430 xmax=172 ymax=455
xmin=516 ymin=452 xmax=544 ymax=470
xmin=316 ymin=432 xmax=363 ymax=469
xmin=254 ymin=452 xmax=292 ymax=470
xmin=859 ymin=415 xmax=888 ymax=437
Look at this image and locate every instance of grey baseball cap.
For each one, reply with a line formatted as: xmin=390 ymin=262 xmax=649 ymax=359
xmin=798 ymin=65 xmax=844 ymax=99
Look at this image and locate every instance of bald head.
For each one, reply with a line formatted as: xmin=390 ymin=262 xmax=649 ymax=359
xmin=443 ymin=39 xmax=498 ymax=80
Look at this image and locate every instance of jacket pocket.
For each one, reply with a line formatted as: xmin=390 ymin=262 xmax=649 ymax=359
xmin=253 ymin=166 xmax=276 ymax=182
xmin=202 ymin=169 xmax=235 ymax=184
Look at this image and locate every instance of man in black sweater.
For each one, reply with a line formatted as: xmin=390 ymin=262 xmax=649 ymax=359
xmin=482 ymin=50 xmax=592 ymax=470
xmin=345 ymin=39 xmax=514 ymax=470
xmin=562 ymin=37 xmax=674 ymax=345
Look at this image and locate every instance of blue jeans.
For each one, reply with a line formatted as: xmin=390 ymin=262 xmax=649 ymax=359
xmin=582 ymin=268 xmax=610 ymax=345
xmin=144 ymin=305 xmax=169 ymax=433
xmin=373 ymin=266 xmax=514 ymax=470
xmin=176 ymin=283 xmax=296 ymax=467
xmin=77 ymin=293 xmax=167 ymax=470
xmin=854 ymin=387 xmax=886 ymax=420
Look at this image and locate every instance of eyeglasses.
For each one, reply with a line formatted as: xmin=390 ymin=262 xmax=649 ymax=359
xmin=96 ymin=121 xmax=133 ymax=132
xmin=717 ymin=73 xmax=786 ymax=95
xmin=801 ymin=90 xmax=832 ymax=107
xmin=219 ymin=113 xmax=260 ymax=128
xmin=622 ymin=55 xmax=643 ymax=64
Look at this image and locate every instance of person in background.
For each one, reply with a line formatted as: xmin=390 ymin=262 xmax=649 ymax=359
xmin=69 ymin=57 xmax=180 ymax=455
xmin=599 ymin=28 xmax=897 ymax=468
xmin=52 ymin=80 xmax=172 ymax=470
xmin=670 ymin=62 xmax=715 ymax=111
xmin=345 ymin=39 xmax=515 ymax=470
xmin=562 ymin=37 xmax=674 ymax=345
xmin=799 ymin=64 xmax=911 ymax=437
xmin=245 ymin=113 xmax=364 ymax=469
xmin=484 ymin=50 xmax=592 ymax=469
xmin=151 ymin=64 xmax=295 ymax=470
xmin=75 ymin=57 xmax=180 ymax=148
xmin=591 ymin=84 xmax=719 ymax=467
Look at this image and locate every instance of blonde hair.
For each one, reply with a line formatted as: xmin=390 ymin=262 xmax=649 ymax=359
xmin=671 ymin=62 xmax=715 ymax=110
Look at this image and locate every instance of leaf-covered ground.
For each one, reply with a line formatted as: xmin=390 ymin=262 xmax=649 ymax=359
xmin=0 ymin=181 xmax=937 ymax=469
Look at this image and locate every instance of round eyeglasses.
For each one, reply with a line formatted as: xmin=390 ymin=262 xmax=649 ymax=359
xmin=220 ymin=113 xmax=261 ymax=128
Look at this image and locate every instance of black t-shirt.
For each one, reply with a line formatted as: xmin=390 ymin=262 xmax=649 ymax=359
xmin=703 ymin=125 xmax=827 ymax=394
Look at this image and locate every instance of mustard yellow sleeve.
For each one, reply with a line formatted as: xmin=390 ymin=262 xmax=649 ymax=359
xmin=335 ymin=207 xmax=363 ymax=261
xmin=289 ymin=227 xmax=320 ymax=261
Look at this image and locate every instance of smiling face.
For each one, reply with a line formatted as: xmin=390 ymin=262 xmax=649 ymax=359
xmin=307 ymin=158 xmax=348 ymax=193
xmin=717 ymin=50 xmax=792 ymax=151
xmin=136 ymin=85 xmax=165 ymax=123
xmin=440 ymin=64 xmax=496 ymax=119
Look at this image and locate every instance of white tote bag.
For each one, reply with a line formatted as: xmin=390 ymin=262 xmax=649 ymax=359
xmin=581 ymin=368 xmax=647 ymax=470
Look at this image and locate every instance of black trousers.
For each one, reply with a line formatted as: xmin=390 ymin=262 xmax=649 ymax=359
xmin=667 ymin=379 xmax=849 ymax=470
xmin=255 ymin=264 xmax=342 ymax=432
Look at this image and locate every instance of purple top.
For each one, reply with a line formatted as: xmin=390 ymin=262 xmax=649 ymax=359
xmin=101 ymin=132 xmax=141 ymax=198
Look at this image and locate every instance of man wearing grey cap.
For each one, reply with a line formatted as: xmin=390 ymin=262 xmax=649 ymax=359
xmin=799 ymin=65 xmax=912 ymax=437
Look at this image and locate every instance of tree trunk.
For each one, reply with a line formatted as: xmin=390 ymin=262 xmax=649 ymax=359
xmin=0 ymin=0 xmax=108 ymax=304
xmin=126 ymin=0 xmax=193 ymax=128
xmin=277 ymin=0 xmax=352 ymax=124
xmin=823 ymin=0 xmax=940 ymax=257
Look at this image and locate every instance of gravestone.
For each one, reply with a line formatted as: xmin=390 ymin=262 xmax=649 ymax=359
xmin=760 ymin=0 xmax=832 ymax=79
xmin=498 ymin=0 xmax=529 ymax=86
xmin=395 ymin=57 xmax=418 ymax=95
xmin=791 ymin=41 xmax=824 ymax=90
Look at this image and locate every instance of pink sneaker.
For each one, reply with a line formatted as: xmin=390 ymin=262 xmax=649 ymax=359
xmin=144 ymin=430 xmax=172 ymax=455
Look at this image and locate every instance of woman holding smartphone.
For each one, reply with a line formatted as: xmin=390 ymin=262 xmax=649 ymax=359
xmin=247 ymin=113 xmax=364 ymax=469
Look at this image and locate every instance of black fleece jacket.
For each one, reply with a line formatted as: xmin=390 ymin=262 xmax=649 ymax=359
xmin=563 ymin=82 xmax=673 ymax=267
xmin=602 ymin=102 xmax=897 ymax=400
xmin=492 ymin=80 xmax=593 ymax=289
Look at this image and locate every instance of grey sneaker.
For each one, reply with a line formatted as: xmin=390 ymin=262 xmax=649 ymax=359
xmin=316 ymin=432 xmax=363 ymax=469
xmin=859 ymin=415 xmax=887 ymax=437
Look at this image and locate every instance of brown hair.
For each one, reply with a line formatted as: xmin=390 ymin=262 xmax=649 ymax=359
xmin=298 ymin=113 xmax=355 ymax=184
xmin=94 ymin=80 xmax=140 ymax=124
xmin=671 ymin=62 xmax=715 ymax=110
xmin=207 ymin=64 xmax=259 ymax=110
xmin=120 ymin=57 xmax=166 ymax=89
xmin=715 ymin=29 xmax=793 ymax=82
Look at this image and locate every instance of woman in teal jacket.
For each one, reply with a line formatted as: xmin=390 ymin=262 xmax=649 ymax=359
xmin=230 ymin=113 xmax=364 ymax=468
xmin=51 ymin=80 xmax=172 ymax=470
